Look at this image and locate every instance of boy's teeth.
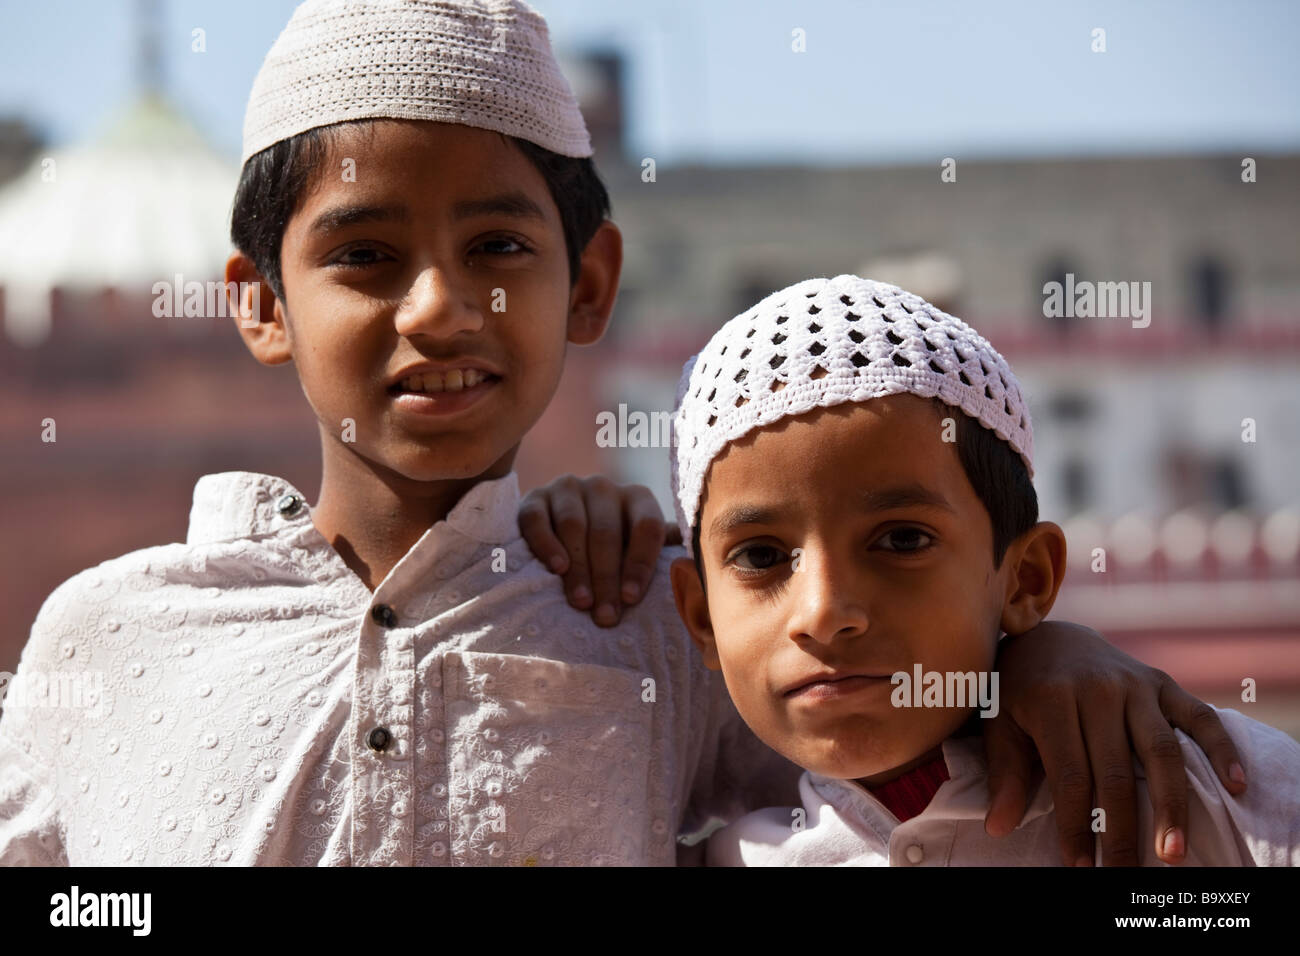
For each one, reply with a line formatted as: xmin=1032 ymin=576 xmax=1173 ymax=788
xmin=399 ymin=369 xmax=488 ymax=392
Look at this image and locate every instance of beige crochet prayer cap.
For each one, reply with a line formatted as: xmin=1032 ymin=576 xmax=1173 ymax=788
xmin=241 ymin=0 xmax=592 ymax=166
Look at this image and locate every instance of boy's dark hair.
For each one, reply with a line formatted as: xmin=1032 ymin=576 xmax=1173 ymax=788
xmin=689 ymin=398 xmax=1038 ymax=585
xmin=229 ymin=120 xmax=612 ymax=304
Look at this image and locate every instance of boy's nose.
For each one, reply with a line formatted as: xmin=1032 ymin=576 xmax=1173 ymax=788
xmin=785 ymin=551 xmax=870 ymax=646
xmin=393 ymin=266 xmax=484 ymax=339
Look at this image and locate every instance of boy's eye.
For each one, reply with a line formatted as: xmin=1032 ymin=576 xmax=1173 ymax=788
xmin=332 ymin=245 xmax=390 ymax=268
xmin=873 ymin=527 xmax=934 ymax=553
xmin=472 ymin=235 xmax=533 ymax=256
xmin=730 ymin=544 xmax=788 ymax=571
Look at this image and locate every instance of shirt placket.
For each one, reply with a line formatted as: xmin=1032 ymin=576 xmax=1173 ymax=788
xmin=350 ymin=594 xmax=416 ymax=865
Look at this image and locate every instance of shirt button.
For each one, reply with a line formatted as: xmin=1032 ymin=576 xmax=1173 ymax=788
xmin=432 ymin=783 xmax=447 ymax=797
xmin=367 ymin=727 xmax=392 ymax=752
xmin=276 ymin=493 xmax=303 ymax=516
xmin=371 ymin=604 xmax=397 ymax=628
xmin=432 ymin=842 xmax=446 ymax=857
xmin=905 ymin=844 xmax=924 ymax=864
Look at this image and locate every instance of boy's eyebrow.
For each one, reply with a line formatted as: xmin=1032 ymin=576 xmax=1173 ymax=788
xmin=309 ymin=202 xmax=410 ymax=236
xmin=452 ymin=191 xmax=547 ymax=222
xmin=709 ymin=505 xmax=781 ymax=540
xmin=860 ymin=484 xmax=955 ymax=513
xmin=307 ymin=193 xmax=547 ymax=238
xmin=708 ymin=484 xmax=955 ymax=538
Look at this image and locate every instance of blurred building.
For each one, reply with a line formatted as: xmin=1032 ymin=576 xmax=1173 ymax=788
xmin=1 ymin=48 xmax=1296 ymax=738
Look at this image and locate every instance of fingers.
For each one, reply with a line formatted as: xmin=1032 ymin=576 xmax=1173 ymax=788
xmin=664 ymin=524 xmax=684 ymax=547
xmin=1126 ymin=691 xmax=1189 ymax=865
xmin=548 ymin=478 xmax=595 ymax=612
xmin=982 ymin=710 xmax=1034 ymax=838
xmin=619 ymin=485 xmax=666 ymax=608
xmin=1078 ymin=689 xmax=1141 ymax=866
xmin=582 ymin=477 xmax=625 ymax=627
xmin=518 ymin=489 xmax=569 ymax=575
xmin=1158 ymin=676 xmax=1246 ymax=796
xmin=1031 ymin=698 xmax=1099 ymax=867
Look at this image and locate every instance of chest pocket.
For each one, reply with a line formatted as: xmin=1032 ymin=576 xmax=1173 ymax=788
xmin=443 ymin=651 xmax=653 ymax=865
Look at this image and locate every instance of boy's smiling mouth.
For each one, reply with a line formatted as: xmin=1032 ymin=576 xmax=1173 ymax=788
xmin=385 ymin=361 xmax=503 ymax=415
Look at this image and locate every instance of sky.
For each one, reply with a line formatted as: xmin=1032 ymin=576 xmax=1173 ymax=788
xmin=0 ymin=0 xmax=1297 ymax=166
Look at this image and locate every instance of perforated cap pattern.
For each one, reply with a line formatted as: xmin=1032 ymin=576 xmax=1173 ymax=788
xmin=671 ymin=275 xmax=1034 ymax=553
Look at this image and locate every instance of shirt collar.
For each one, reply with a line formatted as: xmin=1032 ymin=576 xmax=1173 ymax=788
xmin=807 ymin=732 xmax=1054 ymax=829
xmin=186 ymin=470 xmax=522 ymax=547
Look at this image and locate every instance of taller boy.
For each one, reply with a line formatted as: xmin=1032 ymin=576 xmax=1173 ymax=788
xmin=0 ymin=0 xmax=1250 ymax=866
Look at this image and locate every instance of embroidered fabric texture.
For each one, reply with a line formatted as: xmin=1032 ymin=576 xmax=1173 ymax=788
xmin=241 ymin=0 xmax=593 ymax=164
xmin=671 ymin=275 xmax=1035 ymax=551
xmin=706 ymin=708 xmax=1300 ymax=866
xmin=0 ymin=471 xmax=801 ymax=866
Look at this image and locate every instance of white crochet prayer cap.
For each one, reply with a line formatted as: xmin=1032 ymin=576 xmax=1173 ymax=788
xmin=672 ymin=275 xmax=1034 ymax=553
xmin=241 ymin=0 xmax=592 ymax=166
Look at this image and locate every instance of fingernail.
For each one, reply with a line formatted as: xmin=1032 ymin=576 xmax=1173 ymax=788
xmin=622 ymin=581 xmax=639 ymax=602
xmin=1229 ymin=762 xmax=1246 ymax=785
xmin=572 ymin=586 xmax=592 ymax=606
xmin=548 ymin=555 xmax=566 ymax=573
xmin=595 ymin=604 xmax=616 ymax=624
xmin=1161 ymin=827 xmax=1184 ymax=858
xmin=1074 ymin=855 xmax=1092 ymax=867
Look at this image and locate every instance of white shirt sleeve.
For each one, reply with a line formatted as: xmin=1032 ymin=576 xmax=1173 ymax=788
xmin=1182 ymin=707 xmax=1300 ymax=866
xmin=678 ymin=667 xmax=802 ymax=852
xmin=0 ymin=595 xmax=71 ymax=866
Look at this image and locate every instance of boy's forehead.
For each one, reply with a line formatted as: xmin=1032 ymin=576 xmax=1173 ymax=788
xmin=314 ymin=119 xmax=526 ymax=175
xmin=702 ymin=397 xmax=961 ymax=507
xmin=293 ymin=121 xmax=557 ymax=226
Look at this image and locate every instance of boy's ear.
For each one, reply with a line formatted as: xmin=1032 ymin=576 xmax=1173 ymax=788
xmin=225 ymin=251 xmax=293 ymax=366
xmin=669 ymin=556 xmax=720 ymax=670
xmin=999 ymin=521 xmax=1068 ymax=636
xmin=566 ymin=220 xmax=622 ymax=346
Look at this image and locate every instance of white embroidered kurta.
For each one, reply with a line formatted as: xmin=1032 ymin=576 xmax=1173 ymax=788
xmin=707 ymin=706 xmax=1300 ymax=866
xmin=0 ymin=471 xmax=801 ymax=866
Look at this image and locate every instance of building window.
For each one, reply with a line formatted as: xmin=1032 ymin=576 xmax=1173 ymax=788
xmin=1187 ymin=255 xmax=1231 ymax=331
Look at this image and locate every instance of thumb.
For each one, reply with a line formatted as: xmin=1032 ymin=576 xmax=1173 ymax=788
xmin=983 ymin=711 xmax=1034 ymax=837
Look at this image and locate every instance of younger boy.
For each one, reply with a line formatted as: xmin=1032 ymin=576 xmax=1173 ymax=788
xmin=668 ymin=275 xmax=1300 ymax=866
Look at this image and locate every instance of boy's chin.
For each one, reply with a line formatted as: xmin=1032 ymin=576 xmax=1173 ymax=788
xmin=793 ymin=731 xmax=941 ymax=784
xmin=384 ymin=438 xmax=518 ymax=483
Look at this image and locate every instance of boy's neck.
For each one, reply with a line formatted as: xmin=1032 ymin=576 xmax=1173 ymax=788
xmin=854 ymin=711 xmax=985 ymax=788
xmin=309 ymin=436 xmax=519 ymax=591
